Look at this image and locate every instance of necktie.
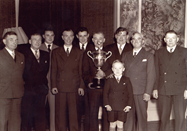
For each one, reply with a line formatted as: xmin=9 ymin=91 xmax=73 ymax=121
xmin=133 ymin=52 xmax=137 ymax=57
xmin=35 ymin=50 xmax=40 ymax=62
xmin=119 ymin=45 xmax=123 ymax=55
xmin=48 ymin=44 xmax=51 ymax=52
xmin=66 ymin=48 xmax=69 ymax=56
xmin=117 ymin=77 xmax=120 ymax=83
xmin=81 ymin=44 xmax=85 ymax=51
xmin=170 ymin=48 xmax=173 ymax=53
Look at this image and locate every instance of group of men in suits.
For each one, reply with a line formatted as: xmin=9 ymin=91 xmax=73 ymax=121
xmin=0 ymin=27 xmax=186 ymax=131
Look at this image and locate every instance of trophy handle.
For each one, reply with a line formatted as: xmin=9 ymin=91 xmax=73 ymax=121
xmin=87 ymin=51 xmax=94 ymax=61
xmin=105 ymin=51 xmax=112 ymax=61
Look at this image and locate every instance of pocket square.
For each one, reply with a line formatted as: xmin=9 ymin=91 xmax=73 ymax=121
xmin=21 ymin=62 xmax=24 ymax=64
xmin=123 ymin=83 xmax=126 ymax=85
xmin=45 ymin=61 xmax=48 ymax=63
xmin=142 ymin=59 xmax=147 ymax=62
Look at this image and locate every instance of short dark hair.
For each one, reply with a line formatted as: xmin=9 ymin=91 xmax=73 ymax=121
xmin=3 ymin=31 xmax=17 ymax=39
xmin=114 ymin=27 xmax=128 ymax=36
xmin=30 ymin=33 xmax=42 ymax=39
xmin=165 ymin=30 xmax=178 ymax=37
xmin=62 ymin=28 xmax=74 ymax=36
xmin=77 ymin=27 xmax=88 ymax=34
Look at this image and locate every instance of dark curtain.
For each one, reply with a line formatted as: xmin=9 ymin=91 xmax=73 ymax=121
xmin=81 ymin=0 xmax=114 ymax=46
xmin=0 ymin=0 xmax=15 ymax=47
xmin=18 ymin=0 xmax=114 ymax=46
xmin=19 ymin=0 xmax=81 ymax=46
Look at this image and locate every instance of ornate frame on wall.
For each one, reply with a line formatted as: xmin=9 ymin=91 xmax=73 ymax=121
xmin=114 ymin=0 xmax=187 ymax=53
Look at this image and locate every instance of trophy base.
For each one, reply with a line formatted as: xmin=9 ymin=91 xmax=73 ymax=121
xmin=90 ymin=78 xmax=105 ymax=89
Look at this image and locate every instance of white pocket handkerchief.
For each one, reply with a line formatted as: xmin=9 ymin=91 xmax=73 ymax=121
xmin=142 ymin=59 xmax=147 ymax=62
xmin=45 ymin=61 xmax=48 ymax=63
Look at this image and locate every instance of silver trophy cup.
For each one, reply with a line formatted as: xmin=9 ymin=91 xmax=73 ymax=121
xmin=87 ymin=49 xmax=112 ymax=89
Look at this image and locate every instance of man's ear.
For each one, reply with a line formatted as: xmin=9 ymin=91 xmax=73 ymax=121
xmin=103 ymin=38 xmax=106 ymax=43
xmin=123 ymin=68 xmax=125 ymax=71
xmin=176 ymin=37 xmax=179 ymax=42
xmin=164 ymin=38 xmax=167 ymax=43
xmin=3 ymin=39 xmax=6 ymax=45
xmin=76 ymin=34 xmax=78 ymax=39
xmin=42 ymin=35 xmax=45 ymax=39
xmin=92 ymin=38 xmax=94 ymax=43
xmin=29 ymin=40 xmax=31 ymax=44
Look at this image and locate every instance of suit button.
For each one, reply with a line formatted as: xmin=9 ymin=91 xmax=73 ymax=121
xmin=164 ymin=72 xmax=166 ymax=75
xmin=62 ymin=79 xmax=64 ymax=81
xmin=164 ymin=81 xmax=167 ymax=83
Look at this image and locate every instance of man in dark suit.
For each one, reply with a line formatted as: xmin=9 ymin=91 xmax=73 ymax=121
xmin=105 ymin=27 xmax=133 ymax=77
xmin=51 ymin=28 xmax=84 ymax=131
xmin=105 ymin=27 xmax=133 ymax=131
xmin=121 ymin=32 xmax=155 ymax=131
xmin=82 ymin=32 xmax=107 ymax=131
xmin=153 ymin=30 xmax=187 ymax=131
xmin=17 ymin=33 xmax=49 ymax=131
xmin=0 ymin=31 xmax=25 ymax=131
xmin=40 ymin=28 xmax=58 ymax=131
xmin=75 ymin=27 xmax=94 ymax=130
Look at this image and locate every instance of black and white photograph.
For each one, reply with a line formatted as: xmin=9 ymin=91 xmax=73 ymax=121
xmin=0 ymin=0 xmax=187 ymax=131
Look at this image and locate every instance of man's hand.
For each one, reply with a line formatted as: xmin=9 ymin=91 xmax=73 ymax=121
xmin=106 ymin=73 xmax=114 ymax=79
xmin=78 ymin=88 xmax=84 ymax=96
xmin=105 ymin=105 xmax=112 ymax=111
xmin=184 ymin=90 xmax=187 ymax=99
xmin=52 ymin=87 xmax=58 ymax=94
xmin=96 ymin=69 xmax=105 ymax=78
xmin=123 ymin=106 xmax=131 ymax=112
xmin=143 ymin=93 xmax=151 ymax=102
xmin=153 ymin=90 xmax=158 ymax=99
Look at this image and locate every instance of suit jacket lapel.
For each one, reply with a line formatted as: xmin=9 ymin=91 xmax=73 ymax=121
xmin=126 ymin=48 xmax=145 ymax=71
xmin=40 ymin=44 xmax=48 ymax=52
xmin=3 ymin=48 xmax=16 ymax=67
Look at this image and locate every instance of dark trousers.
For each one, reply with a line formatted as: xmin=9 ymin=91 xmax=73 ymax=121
xmin=84 ymin=90 xmax=90 ymax=131
xmin=0 ymin=98 xmax=22 ymax=131
xmin=134 ymin=95 xmax=148 ymax=131
xmin=21 ymin=91 xmax=47 ymax=131
xmin=77 ymin=94 xmax=85 ymax=130
xmin=158 ymin=94 xmax=186 ymax=131
xmin=88 ymin=89 xmax=103 ymax=131
xmin=124 ymin=97 xmax=136 ymax=131
xmin=55 ymin=92 xmax=79 ymax=131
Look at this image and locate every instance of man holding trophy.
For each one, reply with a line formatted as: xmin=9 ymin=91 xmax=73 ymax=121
xmin=82 ymin=32 xmax=112 ymax=131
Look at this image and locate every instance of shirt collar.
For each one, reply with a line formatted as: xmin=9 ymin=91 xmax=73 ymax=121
xmin=114 ymin=75 xmax=122 ymax=80
xmin=5 ymin=47 xmax=14 ymax=55
xmin=166 ymin=45 xmax=176 ymax=53
xmin=64 ymin=44 xmax=72 ymax=51
xmin=79 ymin=42 xmax=88 ymax=50
xmin=133 ymin=47 xmax=142 ymax=55
xmin=95 ymin=47 xmax=103 ymax=50
xmin=44 ymin=42 xmax=53 ymax=50
xmin=30 ymin=47 xmax=39 ymax=55
xmin=117 ymin=43 xmax=126 ymax=49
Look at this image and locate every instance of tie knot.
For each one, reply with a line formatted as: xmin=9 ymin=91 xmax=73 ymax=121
xmin=48 ymin=44 xmax=51 ymax=52
xmin=133 ymin=52 xmax=137 ymax=57
xmin=170 ymin=48 xmax=173 ymax=53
